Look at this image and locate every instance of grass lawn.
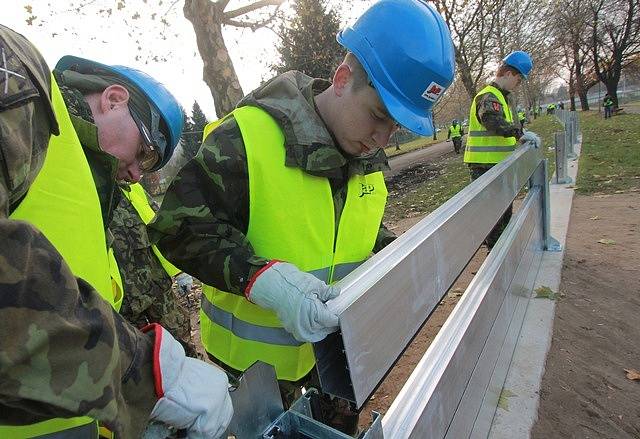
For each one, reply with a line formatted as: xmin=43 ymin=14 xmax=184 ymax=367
xmin=384 ymin=129 xmax=448 ymax=157
xmin=575 ymin=111 xmax=640 ymax=194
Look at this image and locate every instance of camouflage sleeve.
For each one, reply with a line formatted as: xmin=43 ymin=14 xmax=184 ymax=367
xmin=0 ymin=27 xmax=157 ymax=436
xmin=0 ymin=219 xmax=157 ymax=436
xmin=149 ymin=117 xmax=268 ymax=295
xmin=374 ymin=222 xmax=396 ymax=253
xmin=476 ymin=92 xmax=522 ymax=139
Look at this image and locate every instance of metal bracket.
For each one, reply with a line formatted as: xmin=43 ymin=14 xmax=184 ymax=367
xmin=545 ymin=236 xmax=563 ymax=252
xmin=262 ymin=389 xmax=383 ymax=439
xmin=553 ymin=177 xmax=573 ymax=185
xmin=227 ymin=361 xmax=284 ymax=439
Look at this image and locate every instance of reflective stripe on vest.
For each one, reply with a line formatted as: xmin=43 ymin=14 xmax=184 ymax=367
xmin=6 ymin=77 xmax=114 ymax=436
xmin=463 ymin=85 xmax=516 ymax=164
xmin=199 ymin=105 xmax=387 ymax=381
xmin=120 ymin=183 xmax=181 ymax=277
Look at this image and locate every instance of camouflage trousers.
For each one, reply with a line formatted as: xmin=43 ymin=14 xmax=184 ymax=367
xmin=120 ymin=284 xmax=198 ymax=358
xmin=469 ymin=164 xmax=513 ymax=250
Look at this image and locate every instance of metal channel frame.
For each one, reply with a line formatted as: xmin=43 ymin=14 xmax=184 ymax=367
xmin=313 ymin=145 xmax=545 ymax=408
xmin=382 ymin=164 xmax=545 ymax=438
xmin=554 ymin=132 xmax=572 ymax=184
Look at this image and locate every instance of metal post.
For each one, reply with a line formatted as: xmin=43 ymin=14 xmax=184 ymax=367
xmin=530 ymin=159 xmax=561 ymax=251
xmin=554 ymin=132 xmax=572 ymax=184
xmin=566 ymin=119 xmax=577 ymax=159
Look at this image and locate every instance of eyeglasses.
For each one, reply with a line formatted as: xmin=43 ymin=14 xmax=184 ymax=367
xmin=129 ymin=106 xmax=161 ymax=172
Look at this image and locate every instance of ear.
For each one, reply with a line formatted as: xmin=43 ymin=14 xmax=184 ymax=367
xmin=332 ymin=63 xmax=353 ymax=97
xmin=100 ymin=84 xmax=130 ymax=113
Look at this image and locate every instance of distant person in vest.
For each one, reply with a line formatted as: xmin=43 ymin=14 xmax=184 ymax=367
xmin=148 ymin=0 xmax=455 ymax=434
xmin=463 ymin=50 xmax=540 ymax=249
xmin=517 ymin=108 xmax=527 ymax=128
xmin=603 ymin=93 xmax=614 ymax=118
xmin=0 ymin=26 xmax=232 ymax=439
xmin=447 ymin=118 xmax=464 ymax=153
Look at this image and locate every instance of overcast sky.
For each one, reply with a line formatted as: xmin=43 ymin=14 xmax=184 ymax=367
xmin=3 ymin=0 xmax=370 ymax=119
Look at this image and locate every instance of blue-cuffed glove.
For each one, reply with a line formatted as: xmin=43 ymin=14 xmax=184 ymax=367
xmin=246 ymin=262 xmax=340 ymax=342
xmin=520 ymin=130 xmax=541 ymax=149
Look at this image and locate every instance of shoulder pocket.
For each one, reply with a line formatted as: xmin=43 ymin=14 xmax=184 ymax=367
xmin=0 ymin=43 xmax=40 ymax=110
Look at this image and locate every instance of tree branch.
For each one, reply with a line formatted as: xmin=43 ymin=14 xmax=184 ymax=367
xmin=224 ymin=0 xmax=285 ymax=19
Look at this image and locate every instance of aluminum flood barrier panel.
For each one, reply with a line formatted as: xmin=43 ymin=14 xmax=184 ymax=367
xmin=314 ymin=144 xmax=546 ymax=408
xmin=380 ymin=183 xmax=544 ymax=438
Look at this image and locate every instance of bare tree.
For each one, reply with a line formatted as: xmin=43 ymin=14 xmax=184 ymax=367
xmin=183 ymin=0 xmax=286 ymax=116
xmin=492 ymin=0 xmax=560 ymax=110
xmin=28 ymin=0 xmax=286 ymax=118
xmin=553 ymin=0 xmax=598 ymax=110
xmin=432 ymin=0 xmax=506 ymax=98
xmin=589 ymin=0 xmax=640 ymax=108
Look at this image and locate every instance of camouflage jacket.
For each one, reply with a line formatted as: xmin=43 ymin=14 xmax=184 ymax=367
xmin=112 ymin=186 xmax=195 ymax=354
xmin=475 ymin=82 xmax=523 ymax=139
xmin=111 ymin=187 xmax=172 ymax=326
xmin=149 ymin=71 xmax=396 ymax=295
xmin=0 ymin=25 xmax=157 ymax=437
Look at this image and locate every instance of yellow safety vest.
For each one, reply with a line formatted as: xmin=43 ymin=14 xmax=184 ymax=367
xmin=120 ymin=183 xmax=181 ymax=277
xmin=199 ymin=106 xmax=387 ymax=381
xmin=449 ymin=124 xmax=462 ymax=138
xmin=464 ymin=85 xmax=517 ymax=164
xmin=5 ymin=77 xmax=118 ymax=437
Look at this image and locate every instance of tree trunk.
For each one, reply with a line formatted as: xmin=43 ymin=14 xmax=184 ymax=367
xmin=184 ymin=0 xmax=244 ymax=118
xmin=577 ymin=90 xmax=590 ymax=111
xmin=604 ymin=81 xmax=620 ymax=109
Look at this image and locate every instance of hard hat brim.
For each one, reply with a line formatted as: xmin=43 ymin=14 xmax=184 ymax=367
xmin=369 ymin=74 xmax=435 ymax=137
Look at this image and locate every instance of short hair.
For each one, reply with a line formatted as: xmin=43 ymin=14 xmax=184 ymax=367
xmin=497 ymin=63 xmax=521 ymax=78
xmin=344 ymin=52 xmax=369 ymax=91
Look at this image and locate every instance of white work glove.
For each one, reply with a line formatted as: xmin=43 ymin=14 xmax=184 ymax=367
xmin=246 ymin=261 xmax=340 ymax=342
xmin=142 ymin=324 xmax=233 ymax=439
xmin=175 ymin=272 xmax=193 ymax=294
xmin=520 ymin=130 xmax=541 ymax=149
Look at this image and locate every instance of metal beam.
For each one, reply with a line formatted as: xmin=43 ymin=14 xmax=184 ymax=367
xmin=382 ymin=186 xmax=544 ymax=438
xmin=314 ymin=145 xmax=544 ymax=408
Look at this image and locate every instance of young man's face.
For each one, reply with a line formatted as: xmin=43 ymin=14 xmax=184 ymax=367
xmin=91 ymin=85 xmax=156 ymax=182
xmin=503 ymin=70 xmax=523 ymax=92
xmin=331 ymin=69 xmax=398 ymax=157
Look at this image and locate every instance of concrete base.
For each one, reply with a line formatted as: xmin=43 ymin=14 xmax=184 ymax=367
xmin=488 ymin=137 xmax=582 ymax=438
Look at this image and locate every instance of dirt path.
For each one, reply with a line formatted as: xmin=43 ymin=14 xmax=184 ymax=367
xmin=386 ymin=138 xmax=462 ymax=178
xmin=531 ymin=193 xmax=640 ymax=439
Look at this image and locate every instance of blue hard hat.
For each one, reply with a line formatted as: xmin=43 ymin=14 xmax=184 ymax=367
xmin=56 ymin=55 xmax=184 ymax=171
xmin=503 ymin=51 xmax=533 ymax=79
xmin=337 ymin=0 xmax=455 ymax=136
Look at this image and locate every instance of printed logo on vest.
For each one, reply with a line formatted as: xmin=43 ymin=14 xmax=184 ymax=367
xmin=359 ymin=183 xmax=375 ymax=197
xmin=421 ymin=81 xmax=445 ymax=102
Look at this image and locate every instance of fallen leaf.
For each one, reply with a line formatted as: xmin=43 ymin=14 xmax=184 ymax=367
xmin=624 ymin=369 xmax=640 ymax=380
xmin=597 ymin=239 xmax=616 ymax=245
xmin=590 ymin=216 xmax=600 ymax=220
xmin=535 ymin=286 xmax=557 ymax=300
